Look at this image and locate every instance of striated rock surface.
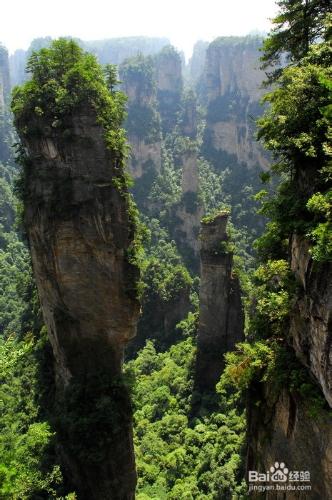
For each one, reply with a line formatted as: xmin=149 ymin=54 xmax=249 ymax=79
xmin=247 ymin=382 xmax=332 ymax=499
xmin=290 ymin=234 xmax=332 ymax=407
xmin=201 ymin=36 xmax=268 ymax=171
xmin=120 ymin=55 xmax=161 ymax=184
xmin=171 ymin=92 xmax=204 ymax=270
xmin=0 ymin=45 xmax=10 ymax=110
xmin=155 ymin=46 xmax=183 ymax=134
xmin=0 ymin=45 xmax=11 ymax=162
xmin=188 ymin=40 xmax=209 ymax=86
xmin=195 ymin=213 xmax=244 ymax=392
xmin=16 ymin=105 xmax=140 ymax=499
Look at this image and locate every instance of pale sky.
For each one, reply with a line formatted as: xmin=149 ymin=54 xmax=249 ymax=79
xmin=2 ymin=0 xmax=278 ymax=58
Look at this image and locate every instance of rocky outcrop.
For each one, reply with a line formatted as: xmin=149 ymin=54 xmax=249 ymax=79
xmin=195 ymin=213 xmax=244 ymax=392
xmin=188 ymin=40 xmax=209 ymax=86
xmin=201 ymin=36 xmax=268 ymax=171
xmin=247 ymin=212 xmax=332 ymax=497
xmin=120 ymin=55 xmax=161 ymax=187
xmin=247 ymin=382 xmax=332 ymax=499
xmin=0 ymin=45 xmax=11 ymax=162
xmin=0 ymin=45 xmax=10 ymax=111
xmin=16 ymin=107 xmax=140 ymax=499
xmin=290 ymin=234 xmax=332 ymax=407
xmin=246 ymin=246 xmax=332 ymax=498
xmin=171 ymin=92 xmax=204 ymax=271
xmin=155 ymin=46 xmax=183 ymax=134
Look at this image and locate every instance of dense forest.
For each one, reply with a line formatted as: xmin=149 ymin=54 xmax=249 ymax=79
xmin=0 ymin=1 xmax=331 ymax=499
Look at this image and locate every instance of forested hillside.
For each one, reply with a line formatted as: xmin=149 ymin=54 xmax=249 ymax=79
xmin=0 ymin=2 xmax=331 ymax=498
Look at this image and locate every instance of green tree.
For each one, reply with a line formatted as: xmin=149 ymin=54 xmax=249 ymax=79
xmin=104 ymin=63 xmax=121 ymax=92
xmin=261 ymin=0 xmax=331 ymax=82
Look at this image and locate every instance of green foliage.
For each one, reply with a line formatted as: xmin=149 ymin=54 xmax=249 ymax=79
xmin=221 ymin=339 xmax=328 ymax=419
xmin=120 ymin=54 xmax=155 ymax=96
xmin=261 ymin=0 xmax=331 ymax=82
xmin=0 ymin=230 xmax=31 ymax=336
xmin=125 ymin=337 xmax=246 ymax=499
xmin=120 ymin=55 xmax=161 ymax=143
xmin=128 ymin=218 xmax=194 ymax=355
xmin=249 ymin=259 xmax=295 ymax=338
xmin=256 ymin=32 xmax=332 ymax=264
xmin=149 ymin=156 xmax=182 ymax=215
xmin=12 ymin=38 xmax=127 ymax=158
xmin=197 ymin=158 xmax=229 ymax=213
xmin=220 ymin=340 xmax=276 ymax=391
xmin=306 ymin=189 xmax=332 ymax=261
xmin=0 ymin=335 xmax=66 ymax=498
xmin=104 ymin=63 xmax=120 ymax=92
xmin=258 ymin=58 xmax=331 ymax=173
xmin=201 ymin=209 xmax=230 ymax=225
xmin=126 ymin=103 xmax=161 ymax=142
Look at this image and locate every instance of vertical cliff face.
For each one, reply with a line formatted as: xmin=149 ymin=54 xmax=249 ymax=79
xmin=155 ymin=46 xmax=183 ymax=134
xmin=12 ymin=41 xmax=140 ymax=500
xmin=0 ymin=45 xmax=10 ymax=108
xmin=22 ymin=109 xmax=140 ymax=499
xmin=188 ymin=40 xmax=209 ymax=86
xmin=247 ymin=382 xmax=332 ymax=499
xmin=0 ymin=45 xmax=11 ymax=163
xmin=201 ymin=36 xmax=268 ymax=171
xmin=195 ymin=213 xmax=244 ymax=393
xmin=290 ymin=235 xmax=332 ymax=407
xmin=171 ymin=91 xmax=204 ymax=270
xmin=247 ymin=235 xmax=332 ymax=498
xmin=120 ymin=55 xmax=161 ymax=187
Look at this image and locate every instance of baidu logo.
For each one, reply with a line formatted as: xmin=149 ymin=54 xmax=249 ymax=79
xmin=248 ymin=461 xmax=311 ymax=493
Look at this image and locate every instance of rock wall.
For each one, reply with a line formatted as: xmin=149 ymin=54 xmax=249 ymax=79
xmin=0 ymin=45 xmax=11 ymax=162
xmin=290 ymin=234 xmax=332 ymax=407
xmin=120 ymin=55 xmax=162 ymax=184
xmin=17 ymin=107 xmax=140 ymax=499
xmin=201 ymin=36 xmax=268 ymax=171
xmin=247 ymin=382 xmax=332 ymax=499
xmin=195 ymin=213 xmax=244 ymax=393
xmin=247 ymin=214 xmax=332 ymax=498
xmin=155 ymin=46 xmax=183 ymax=134
xmin=0 ymin=45 xmax=10 ymax=111
xmin=171 ymin=92 xmax=204 ymax=270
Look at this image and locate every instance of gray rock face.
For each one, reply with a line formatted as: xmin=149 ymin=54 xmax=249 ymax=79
xmin=247 ymin=383 xmax=332 ymax=499
xmin=0 ymin=45 xmax=11 ymax=162
xmin=0 ymin=46 xmax=10 ymax=111
xmin=155 ymin=46 xmax=183 ymax=133
xmin=120 ymin=57 xmax=162 ymax=182
xmin=20 ymin=107 xmax=140 ymax=499
xmin=246 ymin=228 xmax=332 ymax=498
xmin=202 ymin=36 xmax=268 ymax=170
xmin=195 ymin=214 xmax=244 ymax=392
xmin=290 ymin=234 xmax=332 ymax=407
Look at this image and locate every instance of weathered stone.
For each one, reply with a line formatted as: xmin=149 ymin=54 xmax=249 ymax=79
xmin=203 ymin=37 xmax=269 ymax=171
xmin=0 ymin=45 xmax=11 ymax=162
xmin=290 ymin=234 xmax=332 ymax=407
xmin=120 ymin=56 xmax=162 ymax=182
xmin=247 ymin=382 xmax=332 ymax=499
xmin=195 ymin=213 xmax=244 ymax=392
xmin=155 ymin=46 xmax=183 ymax=134
xmin=19 ymin=107 xmax=140 ymax=499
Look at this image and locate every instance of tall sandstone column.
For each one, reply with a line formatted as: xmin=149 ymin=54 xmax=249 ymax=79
xmin=195 ymin=213 xmax=244 ymax=393
xmin=13 ymin=42 xmax=140 ymax=500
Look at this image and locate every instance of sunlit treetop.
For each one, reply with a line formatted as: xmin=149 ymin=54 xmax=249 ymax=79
xmin=11 ymin=38 xmax=128 ymax=157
